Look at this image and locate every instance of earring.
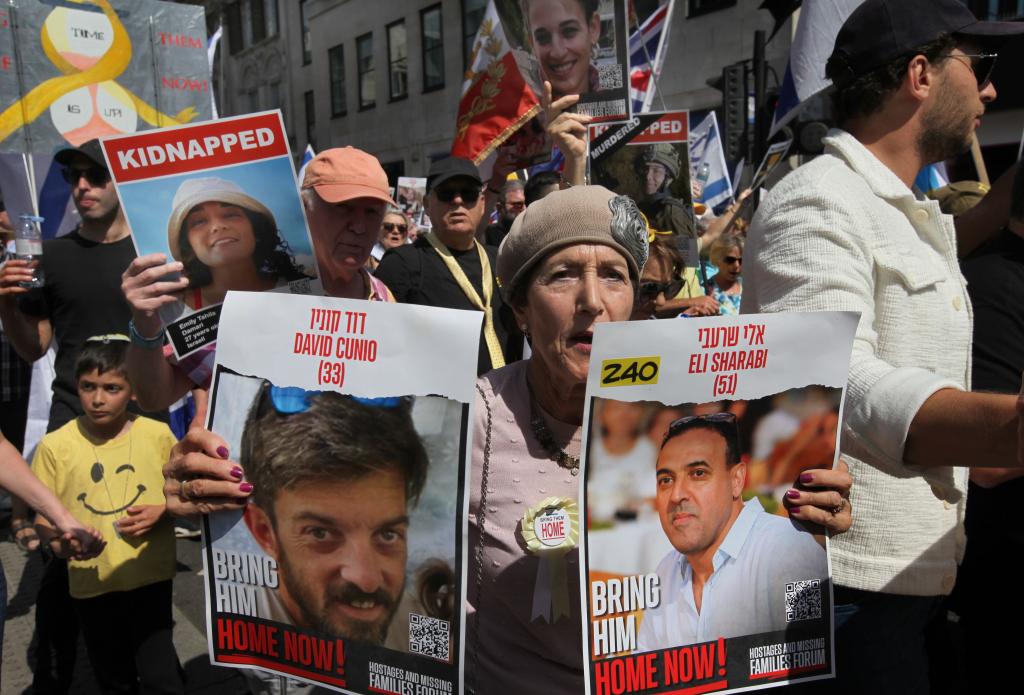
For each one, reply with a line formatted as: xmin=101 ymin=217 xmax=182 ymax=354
xmin=520 ymin=324 xmax=529 ymax=337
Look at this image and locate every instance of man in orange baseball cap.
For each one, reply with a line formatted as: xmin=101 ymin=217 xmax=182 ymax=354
xmin=301 ymin=146 xmax=396 ymax=302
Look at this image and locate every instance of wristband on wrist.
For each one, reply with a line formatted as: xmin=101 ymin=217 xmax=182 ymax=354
xmin=129 ymin=319 xmax=164 ymax=350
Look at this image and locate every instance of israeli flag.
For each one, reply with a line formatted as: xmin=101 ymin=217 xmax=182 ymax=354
xmin=914 ymin=163 xmax=950 ymax=194
xmin=297 ymin=144 xmax=316 ymax=189
xmin=770 ymin=0 xmax=864 ymax=136
xmin=689 ymin=112 xmax=734 ymax=210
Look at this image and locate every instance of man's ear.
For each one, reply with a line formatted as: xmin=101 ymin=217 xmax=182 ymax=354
xmin=244 ymin=503 xmax=280 ymax=561
xmin=905 ymin=54 xmax=937 ymax=103
xmin=731 ymin=461 xmax=747 ymax=499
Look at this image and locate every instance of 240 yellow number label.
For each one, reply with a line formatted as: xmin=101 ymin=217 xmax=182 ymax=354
xmin=601 ymin=356 xmax=660 ymax=387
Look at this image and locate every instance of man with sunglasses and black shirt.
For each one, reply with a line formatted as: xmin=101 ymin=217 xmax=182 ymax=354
xmin=742 ymin=1 xmax=1024 ymax=691
xmin=0 ymin=138 xmax=134 ymax=433
xmin=376 ymin=157 xmax=522 ymax=375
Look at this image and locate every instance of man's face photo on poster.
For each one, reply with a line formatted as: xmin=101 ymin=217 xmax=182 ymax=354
xmin=239 ymin=383 xmax=428 ymax=646
xmin=655 ymin=415 xmax=746 ymax=560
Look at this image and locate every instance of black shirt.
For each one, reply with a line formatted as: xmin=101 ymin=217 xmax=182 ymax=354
xmin=18 ymin=230 xmax=137 ymax=432
xmin=484 ymin=220 xmax=512 ymax=248
xmin=375 ymin=236 xmax=522 ymax=375
xmin=957 ymin=228 xmax=1024 ymax=602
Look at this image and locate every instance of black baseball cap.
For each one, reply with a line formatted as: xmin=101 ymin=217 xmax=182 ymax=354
xmin=53 ymin=138 xmax=107 ymax=169
xmin=427 ymin=157 xmax=482 ymax=194
xmin=827 ymin=0 xmax=1024 ymax=88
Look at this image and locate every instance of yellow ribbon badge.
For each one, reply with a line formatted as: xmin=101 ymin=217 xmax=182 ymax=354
xmin=521 ymin=497 xmax=579 ymax=623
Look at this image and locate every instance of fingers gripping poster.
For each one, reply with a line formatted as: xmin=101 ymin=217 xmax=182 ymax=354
xmin=579 ymin=312 xmax=858 ymax=694
xmin=203 ymin=292 xmax=482 ymax=693
xmin=100 ymin=111 xmax=322 ymax=358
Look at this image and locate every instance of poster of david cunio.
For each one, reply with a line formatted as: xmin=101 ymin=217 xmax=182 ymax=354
xmin=202 ymin=291 xmax=483 ymax=694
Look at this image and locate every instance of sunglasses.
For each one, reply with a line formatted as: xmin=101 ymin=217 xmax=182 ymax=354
xmin=262 ymin=384 xmax=404 ymax=415
xmin=723 ymin=255 xmax=742 ymax=265
xmin=61 ymin=165 xmax=109 ymax=186
xmin=382 ymin=222 xmax=408 ymax=234
xmin=663 ymin=412 xmax=737 ymax=446
xmin=434 ymin=186 xmax=481 ymax=205
xmin=945 ymin=52 xmax=998 ymax=89
xmin=638 ymin=278 xmax=684 ymax=300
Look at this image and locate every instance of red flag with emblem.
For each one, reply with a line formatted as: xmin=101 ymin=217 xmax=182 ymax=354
xmin=451 ymin=1 xmax=540 ymax=165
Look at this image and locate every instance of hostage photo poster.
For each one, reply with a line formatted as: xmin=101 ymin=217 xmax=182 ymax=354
xmin=578 ymin=311 xmax=859 ymax=694
xmin=495 ymin=0 xmax=631 ymax=122
xmin=100 ymin=110 xmax=322 ymax=358
xmin=588 ymin=110 xmax=697 ymax=265
xmin=202 ymin=291 xmax=483 ymax=693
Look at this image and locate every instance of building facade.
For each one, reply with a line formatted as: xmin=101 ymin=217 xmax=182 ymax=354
xmin=211 ymin=1 xmax=793 ymax=179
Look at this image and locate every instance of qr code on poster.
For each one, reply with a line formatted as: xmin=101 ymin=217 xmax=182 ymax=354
xmin=785 ymin=579 xmax=822 ymax=622
xmin=409 ymin=612 xmax=450 ymax=661
xmin=598 ymin=63 xmax=623 ymax=89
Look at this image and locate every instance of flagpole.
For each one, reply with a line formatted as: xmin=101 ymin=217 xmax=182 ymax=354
xmin=637 ymin=0 xmax=674 ymax=113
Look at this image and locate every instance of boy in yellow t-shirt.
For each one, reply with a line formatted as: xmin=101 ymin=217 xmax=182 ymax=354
xmin=33 ymin=335 xmax=183 ymax=694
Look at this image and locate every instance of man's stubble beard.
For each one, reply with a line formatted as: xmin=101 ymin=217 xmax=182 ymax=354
xmin=276 ymin=543 xmax=405 ymax=645
xmin=917 ymin=85 xmax=975 ymax=165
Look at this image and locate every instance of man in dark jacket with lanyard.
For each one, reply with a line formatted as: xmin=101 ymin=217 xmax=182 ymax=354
xmin=376 ymin=157 xmax=521 ymax=375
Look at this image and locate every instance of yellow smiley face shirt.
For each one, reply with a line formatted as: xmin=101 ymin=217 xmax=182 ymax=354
xmin=32 ymin=416 xmax=178 ymax=599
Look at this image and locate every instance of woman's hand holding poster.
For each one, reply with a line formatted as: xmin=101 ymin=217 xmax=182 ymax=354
xmin=100 ymin=111 xmax=321 ymax=357
xmin=579 ymin=311 xmax=858 ymax=694
xmin=202 ymin=291 xmax=481 ymax=693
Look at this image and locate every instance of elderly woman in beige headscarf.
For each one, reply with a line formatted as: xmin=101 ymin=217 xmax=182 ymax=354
xmin=465 ymin=186 xmax=853 ymax=693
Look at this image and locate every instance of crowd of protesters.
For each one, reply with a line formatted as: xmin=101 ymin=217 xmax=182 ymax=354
xmin=2 ymin=0 xmax=1024 ymax=693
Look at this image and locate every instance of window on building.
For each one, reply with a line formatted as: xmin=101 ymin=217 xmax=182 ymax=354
xmin=329 ymin=44 xmax=347 ymax=117
xmin=387 ymin=21 xmax=408 ymax=100
xmin=421 ymin=4 xmax=444 ymax=92
xmin=687 ymin=0 xmax=737 ymax=18
xmin=305 ymin=90 xmax=316 ymax=151
xmin=462 ymin=0 xmax=487 ymax=69
xmin=265 ymin=0 xmax=279 ymax=37
xmin=357 ymin=33 xmax=375 ymax=110
xmin=300 ymin=0 xmax=312 ymax=65
xmin=251 ymin=0 xmax=266 ymax=42
xmin=226 ymin=2 xmax=243 ymax=55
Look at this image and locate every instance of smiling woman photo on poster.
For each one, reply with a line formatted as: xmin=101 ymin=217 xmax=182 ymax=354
xmin=167 ymin=176 xmax=310 ymax=310
xmin=521 ymin=0 xmax=603 ymax=98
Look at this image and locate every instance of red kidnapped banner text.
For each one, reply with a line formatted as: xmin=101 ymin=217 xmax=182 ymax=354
xmin=101 ymin=112 xmax=288 ymax=183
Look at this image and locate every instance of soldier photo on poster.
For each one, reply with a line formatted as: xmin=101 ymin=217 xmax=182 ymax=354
xmin=495 ymin=0 xmax=632 ymax=121
xmin=579 ymin=312 xmax=859 ymax=695
xmin=203 ymin=292 xmax=481 ymax=694
xmin=589 ymin=111 xmax=694 ymax=239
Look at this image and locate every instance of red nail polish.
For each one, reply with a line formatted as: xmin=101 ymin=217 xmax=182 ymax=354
xmin=799 ymin=473 xmax=814 ymax=484
xmin=230 ymin=467 xmax=243 ymax=479
xmin=790 ymin=506 xmax=802 ymax=515
xmin=786 ymin=489 xmax=800 ymax=499
xmin=217 ymin=446 xmax=229 ymax=458
xmin=239 ymin=482 xmax=253 ymax=493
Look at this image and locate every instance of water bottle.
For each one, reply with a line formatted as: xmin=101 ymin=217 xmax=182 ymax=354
xmin=15 ymin=214 xmax=44 ymax=289
xmin=694 ymin=162 xmax=711 ymax=202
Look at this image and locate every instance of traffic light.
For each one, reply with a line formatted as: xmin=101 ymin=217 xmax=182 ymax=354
xmin=722 ymin=62 xmax=747 ymax=163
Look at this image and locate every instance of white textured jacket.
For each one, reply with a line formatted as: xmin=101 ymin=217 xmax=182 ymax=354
xmin=742 ymin=129 xmax=971 ymax=596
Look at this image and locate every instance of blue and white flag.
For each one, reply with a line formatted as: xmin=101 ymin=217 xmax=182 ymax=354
xmin=629 ymin=1 xmax=675 ymax=114
xmin=770 ymin=0 xmax=864 ymax=136
xmin=296 ymin=144 xmax=316 ymax=189
xmin=689 ymin=112 xmax=734 ymax=209
xmin=914 ymin=162 xmax=950 ymax=194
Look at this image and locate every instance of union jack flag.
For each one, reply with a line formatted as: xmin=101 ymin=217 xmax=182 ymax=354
xmin=628 ymin=1 xmax=675 ymax=114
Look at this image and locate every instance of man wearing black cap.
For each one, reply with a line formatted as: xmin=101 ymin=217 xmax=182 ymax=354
xmin=742 ymin=1 xmax=1024 ymax=692
xmin=375 ymin=157 xmax=521 ymax=375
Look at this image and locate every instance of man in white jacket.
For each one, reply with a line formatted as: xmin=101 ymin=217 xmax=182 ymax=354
xmin=742 ymin=0 xmax=1024 ymax=692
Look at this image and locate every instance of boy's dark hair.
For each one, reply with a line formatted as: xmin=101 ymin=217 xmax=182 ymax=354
xmin=241 ymin=383 xmax=429 ymax=518
xmin=828 ymin=34 xmax=956 ymax=125
xmin=75 ymin=337 xmax=129 ymax=380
